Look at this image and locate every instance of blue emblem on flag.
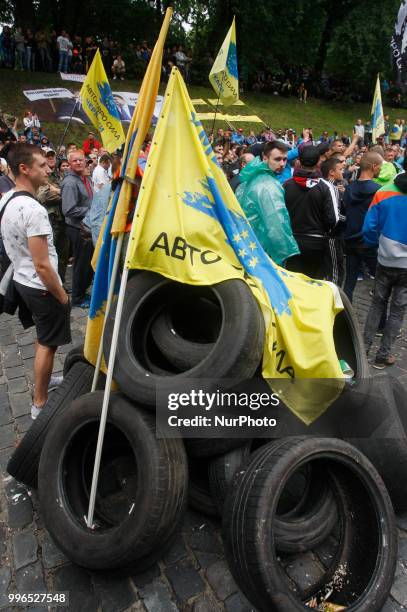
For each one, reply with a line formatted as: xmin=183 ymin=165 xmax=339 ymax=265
xmin=181 ymin=175 xmax=292 ymax=315
xmin=226 ymin=42 xmax=238 ymax=79
xmin=97 ymin=82 xmax=121 ymax=120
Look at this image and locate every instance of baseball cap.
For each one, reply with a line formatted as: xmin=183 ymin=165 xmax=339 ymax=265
xmin=45 ymin=149 xmax=56 ymax=157
xmin=238 ymin=128 xmax=243 ymax=132
xmin=299 ymin=145 xmax=320 ymax=168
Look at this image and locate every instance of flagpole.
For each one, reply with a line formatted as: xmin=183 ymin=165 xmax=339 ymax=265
xmin=56 ymin=98 xmax=78 ymax=156
xmin=90 ymin=230 xmax=124 ymax=392
xmin=210 ymin=71 xmax=227 ymax=138
xmin=86 ymin=262 xmax=129 ymax=528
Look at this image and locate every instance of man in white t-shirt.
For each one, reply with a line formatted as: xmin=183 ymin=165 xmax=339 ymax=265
xmin=92 ymin=154 xmax=111 ymax=192
xmin=354 ymin=119 xmax=365 ymax=146
xmin=57 ymin=30 xmax=70 ymax=73
xmin=112 ymin=55 xmax=125 ymax=80
xmin=0 ymin=144 xmax=71 ymax=420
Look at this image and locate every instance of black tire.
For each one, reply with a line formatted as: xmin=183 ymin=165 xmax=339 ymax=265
xmin=223 ymin=437 xmax=397 ymax=611
xmin=209 ymin=444 xmax=252 ymax=512
xmin=210 ymin=440 xmax=338 ymax=553
xmin=38 ymin=391 xmax=188 ymax=570
xmin=7 ymin=362 xmax=103 ymax=489
xmin=103 ymin=272 xmax=265 ymax=406
xmin=335 ymin=289 xmax=369 ymax=378
xmin=150 ymin=310 xmax=214 ymax=370
xmin=188 ymin=456 xmax=219 ymax=517
xmin=393 ymin=376 xmax=407 ymax=431
xmin=62 ymin=343 xmax=87 ymax=377
xmin=185 ymin=437 xmax=249 ymax=459
xmin=351 ymin=375 xmax=407 ymax=511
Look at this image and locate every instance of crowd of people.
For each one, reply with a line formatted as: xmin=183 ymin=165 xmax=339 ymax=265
xmin=0 ymin=108 xmax=406 ymax=420
xmin=219 ymin=125 xmax=406 ymax=371
xmin=0 ymin=26 xmax=193 ymax=81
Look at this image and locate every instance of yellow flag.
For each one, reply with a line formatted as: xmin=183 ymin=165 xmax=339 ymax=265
xmin=209 ymin=17 xmax=239 ymax=107
xmin=80 ymin=49 xmax=125 ymax=153
xmin=111 ymin=7 xmax=173 ymax=234
xmin=125 ymin=67 xmax=345 ymax=425
xmin=84 ymin=9 xmax=172 ymax=370
xmin=371 ymin=74 xmax=385 ymax=144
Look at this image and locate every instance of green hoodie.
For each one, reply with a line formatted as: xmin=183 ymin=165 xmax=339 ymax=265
xmin=373 ymin=160 xmax=397 ymax=187
xmin=236 ymin=157 xmax=299 ymax=264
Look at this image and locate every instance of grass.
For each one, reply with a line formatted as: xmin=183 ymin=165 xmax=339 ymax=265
xmin=1 ymin=67 xmax=407 ymax=146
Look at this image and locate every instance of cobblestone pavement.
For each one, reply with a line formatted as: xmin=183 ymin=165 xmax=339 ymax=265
xmin=0 ymin=277 xmax=406 ymax=611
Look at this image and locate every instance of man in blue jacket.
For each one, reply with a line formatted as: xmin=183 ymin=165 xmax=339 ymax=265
xmin=342 ymin=152 xmax=382 ymax=301
xmin=363 ymin=168 xmax=407 ymax=368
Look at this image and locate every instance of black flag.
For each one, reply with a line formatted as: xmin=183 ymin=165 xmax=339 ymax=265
xmin=391 ymin=1 xmax=407 ymax=87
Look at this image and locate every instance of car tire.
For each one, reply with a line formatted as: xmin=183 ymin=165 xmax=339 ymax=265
xmin=7 ymin=362 xmax=103 ymax=489
xmin=38 ymin=391 xmax=188 ymax=570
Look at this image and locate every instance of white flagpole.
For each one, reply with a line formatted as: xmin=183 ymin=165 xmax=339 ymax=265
xmin=90 ymin=231 xmax=124 ymax=392
xmin=86 ymin=260 xmax=130 ymax=528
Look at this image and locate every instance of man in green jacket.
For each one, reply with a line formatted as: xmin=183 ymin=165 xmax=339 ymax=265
xmin=236 ymin=141 xmax=299 ymax=265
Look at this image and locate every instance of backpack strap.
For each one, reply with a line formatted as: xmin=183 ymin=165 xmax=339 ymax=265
xmin=0 ymin=190 xmax=38 ymax=225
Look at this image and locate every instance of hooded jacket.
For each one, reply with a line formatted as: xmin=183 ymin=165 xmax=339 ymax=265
xmin=343 ymin=179 xmax=380 ymax=242
xmin=363 ymin=173 xmax=407 ymax=268
xmin=373 ymin=160 xmax=397 ymax=187
xmin=236 ymin=157 xmax=299 ymax=264
xmin=61 ymin=170 xmax=93 ymax=229
xmin=283 ymin=169 xmax=339 ymax=238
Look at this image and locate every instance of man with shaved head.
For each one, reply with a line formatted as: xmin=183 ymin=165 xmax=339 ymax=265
xmin=343 ymin=152 xmax=383 ymax=301
xmin=229 ymin=152 xmax=254 ymax=192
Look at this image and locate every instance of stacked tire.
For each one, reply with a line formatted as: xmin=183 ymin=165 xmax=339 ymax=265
xmin=222 ymin=437 xmax=398 ymax=611
xmin=6 ymin=271 xmax=266 ymax=573
xmin=5 ymin=270 xmax=404 ymax=600
xmin=103 ymin=272 xmax=265 ymax=404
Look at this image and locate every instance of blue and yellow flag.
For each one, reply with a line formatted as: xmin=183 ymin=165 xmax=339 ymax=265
xmin=371 ymin=74 xmax=385 ymax=144
xmin=209 ymin=17 xmax=238 ymax=107
xmin=125 ymin=67 xmax=344 ymax=424
xmin=80 ymin=49 xmax=125 ymax=153
xmin=84 ymin=9 xmax=172 ymax=368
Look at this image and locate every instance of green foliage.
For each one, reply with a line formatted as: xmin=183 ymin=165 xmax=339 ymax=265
xmin=325 ymin=0 xmax=401 ymax=90
xmin=0 ymin=0 xmax=402 ymax=95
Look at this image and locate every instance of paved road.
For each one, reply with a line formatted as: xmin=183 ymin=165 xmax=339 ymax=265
xmin=0 ymin=277 xmax=406 ymax=611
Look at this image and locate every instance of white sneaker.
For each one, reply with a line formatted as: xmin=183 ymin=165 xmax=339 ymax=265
xmin=31 ymin=404 xmax=42 ymax=420
xmin=48 ymin=375 xmax=64 ymax=392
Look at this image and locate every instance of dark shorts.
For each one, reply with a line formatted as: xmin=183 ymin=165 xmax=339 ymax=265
xmin=14 ymin=281 xmax=72 ymax=347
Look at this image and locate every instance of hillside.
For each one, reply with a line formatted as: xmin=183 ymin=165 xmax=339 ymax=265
xmin=1 ymin=68 xmax=406 ymax=146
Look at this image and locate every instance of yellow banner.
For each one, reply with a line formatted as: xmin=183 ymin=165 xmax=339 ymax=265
xmin=207 ymin=99 xmax=245 ymax=106
xmin=79 ymin=49 xmax=125 ymax=153
xmin=197 ymin=113 xmax=262 ymax=123
xmin=125 ymin=67 xmax=344 ymax=424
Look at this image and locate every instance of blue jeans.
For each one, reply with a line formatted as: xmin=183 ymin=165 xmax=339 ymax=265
xmin=364 ymin=263 xmax=407 ymax=358
xmin=38 ymin=47 xmax=52 ymax=71
xmin=25 ymin=46 xmax=33 ymax=70
xmin=14 ymin=48 xmax=24 ymax=70
xmin=58 ymin=50 xmax=68 ymax=72
xmin=3 ymin=47 xmax=13 ymax=68
xmin=343 ymin=240 xmax=377 ymax=302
